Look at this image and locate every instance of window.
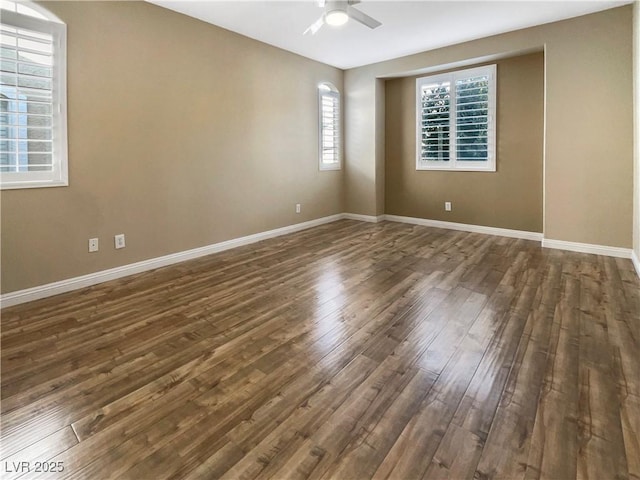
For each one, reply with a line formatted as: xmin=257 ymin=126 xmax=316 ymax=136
xmin=0 ymin=0 xmax=67 ymax=189
xmin=318 ymin=83 xmax=340 ymax=170
xmin=416 ymin=65 xmax=496 ymax=172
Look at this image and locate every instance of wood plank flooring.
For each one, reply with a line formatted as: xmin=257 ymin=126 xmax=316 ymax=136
xmin=1 ymin=219 xmax=639 ymax=480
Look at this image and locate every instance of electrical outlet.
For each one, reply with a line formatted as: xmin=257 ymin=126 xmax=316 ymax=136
xmin=445 ymin=202 xmax=452 ymax=212
xmin=88 ymin=238 xmax=99 ymax=253
xmin=114 ymin=234 xmax=126 ymax=249
xmin=295 ymin=203 xmax=301 ymax=214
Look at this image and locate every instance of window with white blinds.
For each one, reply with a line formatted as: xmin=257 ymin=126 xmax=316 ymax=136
xmin=416 ymin=65 xmax=496 ymax=172
xmin=318 ymin=83 xmax=341 ymax=171
xmin=0 ymin=2 xmax=67 ymax=189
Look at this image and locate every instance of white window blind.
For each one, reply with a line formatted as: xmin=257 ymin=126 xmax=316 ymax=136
xmin=416 ymin=65 xmax=496 ymax=172
xmin=319 ymin=83 xmax=340 ymax=170
xmin=0 ymin=6 xmax=67 ymax=189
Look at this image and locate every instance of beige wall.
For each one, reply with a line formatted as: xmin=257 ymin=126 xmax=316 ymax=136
xmin=375 ymin=78 xmax=386 ymax=216
xmin=346 ymin=6 xmax=633 ymax=249
xmin=385 ymin=53 xmax=544 ymax=232
xmin=634 ymin=1 xmax=640 ymax=265
xmin=0 ymin=1 xmax=344 ymax=294
xmin=344 ymin=69 xmax=377 ymax=218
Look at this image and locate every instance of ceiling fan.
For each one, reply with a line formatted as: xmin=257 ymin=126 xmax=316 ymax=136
xmin=304 ymin=0 xmax=382 ymax=35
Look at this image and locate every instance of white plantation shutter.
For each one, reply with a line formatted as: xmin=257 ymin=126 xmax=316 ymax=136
xmin=416 ymin=65 xmax=496 ymax=172
xmin=455 ymin=72 xmax=493 ymax=163
xmin=0 ymin=7 xmax=67 ymax=189
xmin=418 ymin=78 xmax=451 ymax=163
xmin=319 ymin=84 xmax=340 ymax=170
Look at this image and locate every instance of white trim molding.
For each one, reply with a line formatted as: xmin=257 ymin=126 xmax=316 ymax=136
xmin=383 ymin=214 xmax=543 ymax=241
xmin=542 ymin=238 xmax=633 ymax=259
xmin=343 ymin=213 xmax=384 ymax=223
xmin=0 ymin=214 xmax=343 ymax=308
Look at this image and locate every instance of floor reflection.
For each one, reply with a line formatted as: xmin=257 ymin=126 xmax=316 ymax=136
xmin=310 ymin=261 xmax=347 ymax=360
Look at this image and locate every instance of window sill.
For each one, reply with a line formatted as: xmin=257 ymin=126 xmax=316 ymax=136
xmin=1 ymin=179 xmax=69 ymax=190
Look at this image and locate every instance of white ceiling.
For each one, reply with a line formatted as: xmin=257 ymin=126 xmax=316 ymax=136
xmin=148 ymin=0 xmax=632 ymax=69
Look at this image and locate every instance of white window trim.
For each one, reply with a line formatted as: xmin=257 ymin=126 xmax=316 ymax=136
xmin=318 ymin=83 xmax=341 ymax=171
xmin=1 ymin=6 xmax=68 ymax=190
xmin=416 ymin=64 xmax=496 ymax=172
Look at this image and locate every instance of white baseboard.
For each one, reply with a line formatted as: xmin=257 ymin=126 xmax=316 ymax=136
xmin=383 ymin=214 xmax=543 ymax=241
xmin=541 ymin=238 xmax=632 ymax=259
xmin=343 ymin=213 xmax=384 ymax=223
xmin=0 ymin=214 xmax=344 ymax=308
xmin=630 ymin=249 xmax=640 ymax=277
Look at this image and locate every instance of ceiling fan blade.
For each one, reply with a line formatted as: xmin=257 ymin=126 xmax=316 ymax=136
xmin=304 ymin=15 xmax=325 ymax=35
xmin=347 ymin=5 xmax=381 ymax=29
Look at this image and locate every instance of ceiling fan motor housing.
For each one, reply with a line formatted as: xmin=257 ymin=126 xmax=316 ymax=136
xmin=325 ymin=1 xmax=350 ymax=26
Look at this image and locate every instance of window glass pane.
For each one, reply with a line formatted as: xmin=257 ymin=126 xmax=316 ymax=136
xmin=18 ymin=62 xmax=51 ymax=78
xmin=0 ymin=72 xmax=16 ymax=85
xmin=0 ymin=151 xmax=14 ymax=164
xmin=25 ymin=151 xmax=52 ymax=165
xmin=419 ymin=81 xmax=450 ymax=162
xmin=22 ymin=126 xmax=50 ymax=138
xmin=0 ymin=46 xmax=17 ymax=60
xmin=456 ymin=75 xmax=489 ymax=161
xmin=25 ymin=115 xmax=51 ymax=127
xmin=17 ymin=75 xmax=51 ymax=91
xmin=4 ymin=88 xmax=51 ymax=103
xmin=3 ymin=101 xmax=51 ymax=115
xmin=0 ymin=59 xmax=16 ymax=73
xmin=19 ymin=140 xmax=51 ymax=152
xmin=27 ymin=165 xmax=52 ymax=171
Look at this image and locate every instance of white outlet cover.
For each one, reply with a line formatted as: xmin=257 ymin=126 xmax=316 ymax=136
xmin=89 ymin=238 xmax=99 ymax=253
xmin=115 ymin=234 xmax=126 ymax=249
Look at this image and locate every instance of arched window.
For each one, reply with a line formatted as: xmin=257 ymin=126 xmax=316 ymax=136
xmin=0 ymin=0 xmax=68 ymax=189
xmin=318 ymin=83 xmax=341 ymax=171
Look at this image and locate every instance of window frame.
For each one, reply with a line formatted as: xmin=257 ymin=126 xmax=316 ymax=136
xmin=415 ymin=64 xmax=496 ymax=172
xmin=318 ymin=83 xmax=341 ymax=171
xmin=1 ymin=5 xmax=68 ymax=190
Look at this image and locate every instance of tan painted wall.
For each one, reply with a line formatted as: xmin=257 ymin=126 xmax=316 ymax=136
xmin=385 ymin=53 xmax=544 ymax=232
xmin=345 ymin=6 xmax=633 ymax=248
xmin=0 ymin=1 xmax=344 ymax=294
xmin=375 ymin=78 xmax=386 ymax=216
xmin=634 ymin=1 xmax=640 ymax=266
xmin=344 ymin=68 xmax=377 ymax=217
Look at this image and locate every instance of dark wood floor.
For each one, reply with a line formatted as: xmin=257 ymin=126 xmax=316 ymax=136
xmin=1 ymin=220 xmax=639 ymax=480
